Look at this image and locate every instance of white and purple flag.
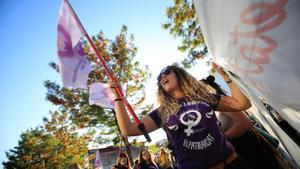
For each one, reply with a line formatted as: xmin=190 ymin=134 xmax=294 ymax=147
xmin=89 ymin=82 xmax=115 ymax=108
xmin=57 ymin=0 xmax=92 ymax=88
xmin=94 ymin=149 xmax=103 ymax=169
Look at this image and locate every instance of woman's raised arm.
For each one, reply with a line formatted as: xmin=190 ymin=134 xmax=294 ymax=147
xmin=109 ymin=80 xmax=159 ymax=136
xmin=212 ymin=63 xmax=251 ymax=112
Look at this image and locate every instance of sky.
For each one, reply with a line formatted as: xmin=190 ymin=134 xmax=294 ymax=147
xmin=0 ymin=0 xmax=227 ymax=165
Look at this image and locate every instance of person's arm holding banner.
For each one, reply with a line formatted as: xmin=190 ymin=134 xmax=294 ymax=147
xmin=212 ymin=62 xmax=252 ymax=112
xmin=109 ymin=81 xmax=159 ymax=136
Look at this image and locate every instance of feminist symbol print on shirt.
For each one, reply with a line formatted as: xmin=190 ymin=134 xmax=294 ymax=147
xmin=179 ymin=110 xmax=202 ymax=136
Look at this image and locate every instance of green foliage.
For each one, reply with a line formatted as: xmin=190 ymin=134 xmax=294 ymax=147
xmin=3 ymin=111 xmax=91 ymax=168
xmin=147 ymin=144 xmax=160 ymax=154
xmin=162 ymin=0 xmax=208 ymax=68
xmin=130 ymin=139 xmax=145 ymax=148
xmin=85 ymin=25 xmax=151 ymax=107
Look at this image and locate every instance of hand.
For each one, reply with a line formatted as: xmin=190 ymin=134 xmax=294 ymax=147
xmin=211 ymin=62 xmax=226 ymax=75
xmin=211 ymin=62 xmax=231 ymax=82
xmin=108 ymin=80 xmax=119 ymax=89
xmin=108 ymin=80 xmax=121 ymax=98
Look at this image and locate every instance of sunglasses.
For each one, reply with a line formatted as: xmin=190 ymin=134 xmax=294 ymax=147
xmin=157 ymin=66 xmax=172 ymax=82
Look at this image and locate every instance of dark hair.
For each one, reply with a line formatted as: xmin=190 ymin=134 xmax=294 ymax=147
xmin=201 ymin=75 xmax=227 ymax=96
xmin=117 ymin=152 xmax=131 ymax=167
xmin=139 ymin=149 xmax=156 ymax=165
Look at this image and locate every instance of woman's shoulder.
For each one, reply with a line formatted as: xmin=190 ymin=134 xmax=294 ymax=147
xmin=148 ymin=108 xmax=162 ymax=126
xmin=149 ymin=108 xmax=159 ymax=115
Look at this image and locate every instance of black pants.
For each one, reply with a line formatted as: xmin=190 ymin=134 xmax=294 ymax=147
xmin=225 ymin=156 xmax=251 ymax=169
xmin=229 ymin=130 xmax=280 ymax=169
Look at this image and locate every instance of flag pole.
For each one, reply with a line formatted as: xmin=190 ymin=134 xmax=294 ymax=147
xmin=63 ymin=0 xmax=151 ymax=142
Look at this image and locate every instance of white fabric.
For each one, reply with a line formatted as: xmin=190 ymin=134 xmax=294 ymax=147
xmin=57 ymin=0 xmax=92 ymax=88
xmin=95 ymin=149 xmax=103 ymax=168
xmin=193 ymin=0 xmax=300 ymax=166
xmin=89 ymin=82 xmax=114 ymax=108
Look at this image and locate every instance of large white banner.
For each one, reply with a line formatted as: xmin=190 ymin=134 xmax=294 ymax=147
xmin=193 ymin=0 xmax=300 ymax=166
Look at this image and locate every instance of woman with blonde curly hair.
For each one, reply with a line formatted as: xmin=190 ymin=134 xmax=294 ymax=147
xmin=110 ymin=63 xmax=252 ymax=169
xmin=158 ymin=147 xmax=173 ymax=169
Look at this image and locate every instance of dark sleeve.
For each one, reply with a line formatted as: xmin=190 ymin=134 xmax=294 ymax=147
xmin=148 ymin=109 xmax=162 ymax=128
xmin=210 ymin=94 xmax=221 ymax=110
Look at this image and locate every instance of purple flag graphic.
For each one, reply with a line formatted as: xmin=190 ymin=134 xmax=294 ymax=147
xmin=57 ymin=0 xmax=92 ymax=88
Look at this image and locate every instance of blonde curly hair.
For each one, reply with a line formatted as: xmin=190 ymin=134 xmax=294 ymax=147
xmin=156 ymin=65 xmax=218 ymax=125
xmin=158 ymin=147 xmax=172 ymax=168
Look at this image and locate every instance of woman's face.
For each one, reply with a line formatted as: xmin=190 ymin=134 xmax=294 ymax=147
xmin=120 ymin=155 xmax=128 ymax=166
xmin=141 ymin=150 xmax=150 ymax=161
xmin=158 ymin=68 xmax=179 ymax=93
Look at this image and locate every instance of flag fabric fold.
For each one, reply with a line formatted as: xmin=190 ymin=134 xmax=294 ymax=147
xmin=57 ymin=0 xmax=92 ymax=88
xmin=94 ymin=149 xmax=103 ymax=169
xmin=89 ymin=82 xmax=115 ymax=108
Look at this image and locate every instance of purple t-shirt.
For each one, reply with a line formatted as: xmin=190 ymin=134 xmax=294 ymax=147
xmin=149 ymin=99 xmax=235 ymax=169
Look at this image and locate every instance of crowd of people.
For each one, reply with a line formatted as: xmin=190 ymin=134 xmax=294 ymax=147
xmin=112 ymin=147 xmax=174 ymax=169
xmin=109 ymin=63 xmax=291 ymax=169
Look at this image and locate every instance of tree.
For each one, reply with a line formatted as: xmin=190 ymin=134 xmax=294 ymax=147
xmin=45 ymin=25 xmax=152 ymax=145
xmin=41 ymin=111 xmax=91 ymax=168
xmin=3 ymin=128 xmax=46 ymax=169
xmin=147 ymin=144 xmax=160 ymax=155
xmin=162 ymin=0 xmax=208 ymax=68
xmin=3 ymin=111 xmax=91 ymax=168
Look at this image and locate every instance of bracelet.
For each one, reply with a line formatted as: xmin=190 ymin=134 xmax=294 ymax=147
xmin=226 ymin=79 xmax=232 ymax=83
xmin=114 ymin=98 xmax=122 ymax=102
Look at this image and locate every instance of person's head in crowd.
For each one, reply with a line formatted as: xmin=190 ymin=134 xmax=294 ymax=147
xmin=157 ymin=65 xmax=219 ymax=125
xmin=139 ymin=149 xmax=156 ymax=165
xmin=116 ymin=152 xmax=131 ymax=168
xmin=158 ymin=147 xmax=172 ymax=168
xmin=201 ymin=75 xmax=227 ymax=96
